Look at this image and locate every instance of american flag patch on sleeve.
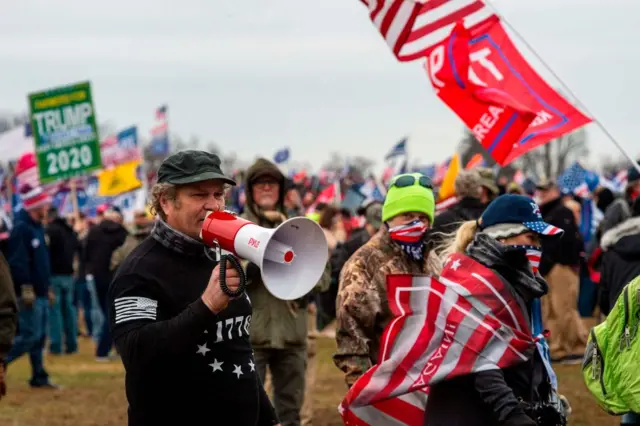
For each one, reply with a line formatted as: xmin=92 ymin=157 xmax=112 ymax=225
xmin=114 ymin=296 xmax=158 ymax=324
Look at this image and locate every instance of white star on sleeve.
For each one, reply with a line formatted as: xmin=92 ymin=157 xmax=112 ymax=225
xmin=233 ymin=364 xmax=243 ymax=379
xmin=450 ymin=259 xmax=461 ymax=271
xmin=196 ymin=343 xmax=210 ymax=356
xmin=248 ymin=360 xmax=255 ymax=372
xmin=209 ymin=359 xmax=224 ymax=372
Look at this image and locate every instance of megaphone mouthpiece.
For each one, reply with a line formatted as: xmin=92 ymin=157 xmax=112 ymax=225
xmin=263 ymin=239 xmax=295 ymax=264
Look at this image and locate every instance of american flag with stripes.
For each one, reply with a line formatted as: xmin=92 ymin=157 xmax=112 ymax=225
xmin=601 ymin=169 xmax=628 ymax=193
xmin=156 ymin=105 xmax=168 ymax=121
xmin=388 ymin=220 xmax=428 ymax=243
xmin=432 ymin=156 xmax=450 ymax=185
xmin=523 ymin=221 xmax=563 ymax=236
xmin=557 ymin=162 xmax=589 ymax=198
xmin=525 ymin=248 xmax=542 ymax=274
xmin=435 ymin=195 xmax=458 ymax=214
xmin=114 ymin=296 xmax=158 ymax=325
xmin=359 ymin=0 xmax=495 ymax=62
xmin=339 ymin=253 xmax=536 ymax=425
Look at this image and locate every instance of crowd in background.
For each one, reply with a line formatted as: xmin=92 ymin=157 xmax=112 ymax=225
xmin=0 ymin=153 xmax=639 ymax=425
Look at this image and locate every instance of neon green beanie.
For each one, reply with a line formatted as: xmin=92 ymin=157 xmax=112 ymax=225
xmin=306 ymin=211 xmax=321 ymax=223
xmin=382 ymin=173 xmax=435 ymax=223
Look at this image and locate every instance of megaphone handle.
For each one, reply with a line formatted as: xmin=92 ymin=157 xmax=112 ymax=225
xmin=219 ymin=254 xmax=247 ymax=298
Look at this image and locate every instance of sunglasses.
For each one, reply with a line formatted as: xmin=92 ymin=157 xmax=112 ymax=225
xmin=390 ymin=175 xmax=433 ymax=190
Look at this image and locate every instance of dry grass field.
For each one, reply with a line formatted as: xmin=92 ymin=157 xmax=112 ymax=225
xmin=0 ymin=336 xmax=621 ymax=426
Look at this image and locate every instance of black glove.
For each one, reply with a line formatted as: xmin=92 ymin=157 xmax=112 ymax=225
xmin=522 ymin=401 xmax=567 ymax=426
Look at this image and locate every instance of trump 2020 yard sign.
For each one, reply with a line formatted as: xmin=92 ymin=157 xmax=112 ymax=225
xmin=28 ymin=81 xmax=103 ymax=183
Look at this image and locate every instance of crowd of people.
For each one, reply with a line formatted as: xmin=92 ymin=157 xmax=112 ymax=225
xmin=0 ymin=149 xmax=639 ymax=425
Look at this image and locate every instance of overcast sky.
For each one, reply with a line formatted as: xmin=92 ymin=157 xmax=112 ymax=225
xmin=0 ymin=0 xmax=637 ymax=172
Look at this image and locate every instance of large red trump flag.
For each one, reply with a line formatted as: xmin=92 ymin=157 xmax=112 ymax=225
xmin=424 ymin=17 xmax=592 ymax=165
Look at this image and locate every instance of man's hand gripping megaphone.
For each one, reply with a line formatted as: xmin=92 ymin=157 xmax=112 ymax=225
xmin=200 ymin=210 xmax=248 ymax=313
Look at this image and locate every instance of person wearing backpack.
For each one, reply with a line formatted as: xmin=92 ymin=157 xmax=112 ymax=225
xmin=597 ymin=197 xmax=640 ymax=425
xmin=583 ymin=273 xmax=640 ymax=424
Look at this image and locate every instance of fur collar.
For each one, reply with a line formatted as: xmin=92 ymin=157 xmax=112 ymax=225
xmin=601 ymin=216 xmax=640 ymax=250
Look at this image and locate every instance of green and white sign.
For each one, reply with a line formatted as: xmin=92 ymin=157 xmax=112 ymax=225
xmin=28 ymin=81 xmax=102 ymax=183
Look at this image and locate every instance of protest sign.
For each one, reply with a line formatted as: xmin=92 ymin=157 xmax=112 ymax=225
xmin=28 ymin=81 xmax=102 ymax=183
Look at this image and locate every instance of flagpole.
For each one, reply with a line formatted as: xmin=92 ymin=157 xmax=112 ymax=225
xmin=484 ymin=1 xmax=640 ymax=175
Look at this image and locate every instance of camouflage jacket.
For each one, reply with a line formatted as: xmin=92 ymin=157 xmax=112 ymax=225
xmin=333 ymin=227 xmax=441 ymax=387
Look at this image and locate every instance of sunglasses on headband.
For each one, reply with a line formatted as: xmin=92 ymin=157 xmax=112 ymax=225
xmin=390 ymin=175 xmax=433 ymax=190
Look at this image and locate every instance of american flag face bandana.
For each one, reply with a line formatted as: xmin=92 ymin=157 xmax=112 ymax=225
xmin=509 ymin=245 xmax=542 ymax=274
xmin=388 ymin=220 xmax=428 ymax=261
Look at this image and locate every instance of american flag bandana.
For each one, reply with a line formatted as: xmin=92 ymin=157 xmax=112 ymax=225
xmin=508 ymin=245 xmax=542 ymax=274
xmin=388 ymin=220 xmax=428 ymax=243
xmin=388 ymin=220 xmax=429 ymax=261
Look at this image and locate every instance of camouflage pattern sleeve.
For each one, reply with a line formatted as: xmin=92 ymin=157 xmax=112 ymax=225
xmin=333 ymin=254 xmax=380 ymax=388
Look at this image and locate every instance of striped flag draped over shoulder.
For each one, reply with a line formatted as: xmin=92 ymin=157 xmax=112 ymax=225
xmin=339 ymin=252 xmax=536 ymax=425
xmin=359 ymin=0 xmax=495 ymax=62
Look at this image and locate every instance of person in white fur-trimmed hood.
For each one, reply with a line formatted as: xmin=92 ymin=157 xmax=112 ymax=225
xmin=598 ymin=197 xmax=640 ymax=316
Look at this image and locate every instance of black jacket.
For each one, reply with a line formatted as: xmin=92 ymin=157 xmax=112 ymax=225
xmin=539 ymin=197 xmax=583 ymax=276
xmin=425 ymin=234 xmax=553 ymax=426
xmin=109 ymin=221 xmax=278 ymax=426
xmin=85 ymin=219 xmax=128 ymax=289
xmin=46 ymin=218 xmax=79 ymax=275
xmin=320 ymin=227 xmax=372 ymax=320
xmin=330 ymin=227 xmax=371 ymax=284
xmin=598 ymin=216 xmax=640 ymax=315
xmin=430 ymin=197 xmax=486 ymax=249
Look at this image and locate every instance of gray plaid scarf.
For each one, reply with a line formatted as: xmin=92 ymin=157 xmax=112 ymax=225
xmin=151 ymin=219 xmax=209 ymax=258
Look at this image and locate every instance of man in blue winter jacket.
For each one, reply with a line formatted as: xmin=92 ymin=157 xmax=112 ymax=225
xmin=5 ymin=185 xmax=58 ymax=389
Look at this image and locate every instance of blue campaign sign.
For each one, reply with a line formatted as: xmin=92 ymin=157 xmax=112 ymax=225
xmin=151 ymin=135 xmax=169 ymax=155
xmin=117 ymin=126 xmax=138 ymax=149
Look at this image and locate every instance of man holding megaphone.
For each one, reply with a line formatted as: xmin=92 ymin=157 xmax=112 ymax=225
xmin=107 ymin=151 xmax=281 ymax=426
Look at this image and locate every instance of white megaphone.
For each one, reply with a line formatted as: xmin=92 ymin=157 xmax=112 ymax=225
xmin=200 ymin=210 xmax=329 ymax=300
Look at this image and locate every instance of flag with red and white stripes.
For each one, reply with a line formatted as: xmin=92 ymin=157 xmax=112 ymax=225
xmin=359 ymin=0 xmax=495 ymax=62
xmin=339 ymin=252 xmax=536 ymax=425
xmin=434 ymin=195 xmax=458 ymax=213
xmin=525 ymin=248 xmax=541 ymax=274
xmin=388 ymin=220 xmax=428 ymax=243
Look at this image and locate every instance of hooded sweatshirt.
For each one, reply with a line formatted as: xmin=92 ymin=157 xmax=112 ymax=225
xmin=243 ymin=158 xmax=287 ymax=228
xmin=241 ymin=158 xmax=311 ymax=350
